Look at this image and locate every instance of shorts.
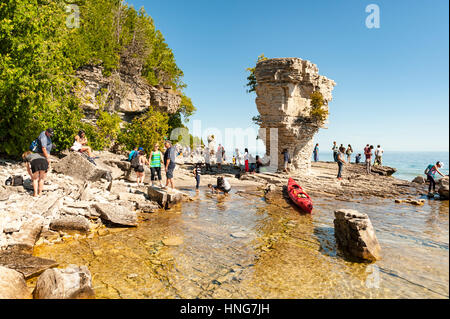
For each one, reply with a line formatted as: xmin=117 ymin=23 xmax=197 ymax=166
xmin=134 ymin=165 xmax=144 ymax=173
xmin=30 ymin=158 xmax=48 ymax=173
xmin=166 ymin=164 xmax=175 ymax=179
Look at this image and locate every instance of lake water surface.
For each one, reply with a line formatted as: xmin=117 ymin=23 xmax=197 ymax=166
xmin=33 ymin=188 xmax=449 ymax=299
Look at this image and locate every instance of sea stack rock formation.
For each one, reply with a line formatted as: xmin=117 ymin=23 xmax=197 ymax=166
xmin=254 ymin=58 xmax=336 ymax=173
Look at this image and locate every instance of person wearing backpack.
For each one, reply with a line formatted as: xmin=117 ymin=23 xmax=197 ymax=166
xmin=30 ymin=128 xmax=54 ymax=169
xmin=22 ymin=151 xmax=48 ymax=197
xmin=133 ymin=150 xmax=148 ymax=186
xmin=425 ymin=161 xmax=445 ymax=196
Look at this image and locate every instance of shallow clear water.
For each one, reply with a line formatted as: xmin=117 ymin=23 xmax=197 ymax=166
xmin=33 ymin=188 xmax=449 ymax=299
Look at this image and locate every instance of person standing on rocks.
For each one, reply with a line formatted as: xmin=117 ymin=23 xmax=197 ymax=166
xmin=337 ymin=147 xmax=347 ymax=180
xmin=425 ymin=161 xmax=445 ymax=196
xmin=204 ymin=147 xmax=212 ymax=172
xmin=282 ymin=149 xmax=291 ymax=173
xmin=135 ymin=150 xmax=149 ymax=186
xmin=313 ymin=143 xmax=319 ymax=162
xmin=374 ymin=145 xmax=384 ymax=166
xmin=365 ymin=145 xmax=374 ymax=174
xmin=163 ymin=140 xmax=176 ymax=190
xmin=216 ymin=144 xmax=224 ymax=171
xmin=33 ymin=128 xmax=54 ymax=169
xmin=346 ymin=144 xmax=353 ymax=163
xmin=332 ymin=141 xmax=339 ymax=162
xmin=193 ymin=162 xmax=202 ymax=190
xmin=149 ymin=143 xmax=164 ymax=187
xmin=22 ymin=151 xmax=48 ymax=197
xmin=235 ymin=148 xmax=242 ymax=166
xmin=244 ymin=148 xmax=249 ymax=172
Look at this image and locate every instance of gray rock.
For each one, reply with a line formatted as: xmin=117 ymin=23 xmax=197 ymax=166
xmin=52 ymin=152 xmax=111 ymax=182
xmin=334 ymin=209 xmax=381 ymax=262
xmin=7 ymin=214 xmax=44 ymax=253
xmin=33 ymin=265 xmax=95 ymax=299
xmin=0 ymin=266 xmax=32 ymax=299
xmin=93 ymin=203 xmax=137 ymax=227
xmin=438 ymin=176 xmax=449 ymax=200
xmin=147 ymin=186 xmax=183 ymax=209
xmin=0 ymin=251 xmax=58 ymax=279
xmin=412 ymin=176 xmax=426 ymax=184
xmin=50 ymin=216 xmax=90 ymax=233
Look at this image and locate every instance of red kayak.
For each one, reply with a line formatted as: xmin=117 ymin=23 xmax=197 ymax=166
xmin=287 ymin=178 xmax=313 ymax=214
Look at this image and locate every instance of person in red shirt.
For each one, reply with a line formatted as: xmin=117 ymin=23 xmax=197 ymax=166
xmin=364 ymin=145 xmax=374 ymax=174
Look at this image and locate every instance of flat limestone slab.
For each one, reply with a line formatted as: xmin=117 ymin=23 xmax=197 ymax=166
xmin=0 ymin=251 xmax=58 ymax=279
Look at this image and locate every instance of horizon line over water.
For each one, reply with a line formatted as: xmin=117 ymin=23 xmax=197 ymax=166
xmin=219 ymin=148 xmax=449 ymax=181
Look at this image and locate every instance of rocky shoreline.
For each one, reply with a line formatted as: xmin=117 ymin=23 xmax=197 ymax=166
xmin=0 ymin=151 xmax=447 ymax=298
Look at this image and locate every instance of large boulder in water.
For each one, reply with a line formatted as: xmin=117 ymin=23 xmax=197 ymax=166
xmin=334 ymin=209 xmax=381 ymax=262
xmin=438 ymin=176 xmax=449 ymax=200
xmin=52 ymin=152 xmax=111 ymax=182
xmin=33 ymin=265 xmax=95 ymax=299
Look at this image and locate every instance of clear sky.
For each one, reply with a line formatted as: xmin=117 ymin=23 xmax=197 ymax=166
xmin=128 ymin=0 xmax=449 ymax=153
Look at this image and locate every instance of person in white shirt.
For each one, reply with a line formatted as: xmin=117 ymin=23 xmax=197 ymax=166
xmin=204 ymin=147 xmax=211 ymax=172
xmin=235 ymin=148 xmax=242 ymax=166
xmin=208 ymin=176 xmax=231 ymax=194
xmin=374 ymin=145 xmax=384 ymax=166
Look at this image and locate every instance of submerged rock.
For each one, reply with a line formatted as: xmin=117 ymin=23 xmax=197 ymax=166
xmin=33 ymin=265 xmax=95 ymax=299
xmin=334 ymin=209 xmax=381 ymax=262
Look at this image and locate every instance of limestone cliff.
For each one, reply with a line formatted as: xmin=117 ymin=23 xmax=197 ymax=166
xmin=255 ymin=58 xmax=336 ymax=173
xmin=75 ymin=62 xmax=181 ymax=122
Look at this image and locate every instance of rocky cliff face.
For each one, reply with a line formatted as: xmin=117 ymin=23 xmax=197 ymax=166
xmin=75 ymin=63 xmax=181 ymax=122
xmin=255 ymin=58 xmax=336 ymax=173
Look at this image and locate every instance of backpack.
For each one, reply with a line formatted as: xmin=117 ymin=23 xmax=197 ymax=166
xmin=29 ymin=138 xmax=39 ymax=152
xmin=131 ymin=155 xmax=140 ymax=169
xmin=5 ymin=175 xmax=23 ymax=186
xmin=424 ymin=164 xmax=433 ymax=175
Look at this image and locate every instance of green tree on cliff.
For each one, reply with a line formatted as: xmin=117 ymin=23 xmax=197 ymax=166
xmin=245 ymin=54 xmax=268 ymax=93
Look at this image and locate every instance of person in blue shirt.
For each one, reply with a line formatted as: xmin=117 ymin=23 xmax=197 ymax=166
xmin=34 ymin=128 xmax=54 ymax=168
xmin=313 ymin=143 xmax=319 ymax=162
xmin=425 ymin=161 xmax=445 ymax=196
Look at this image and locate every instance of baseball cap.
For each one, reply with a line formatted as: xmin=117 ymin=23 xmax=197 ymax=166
xmin=138 ymin=147 xmax=144 ymax=151
xmin=46 ymin=128 xmax=54 ymax=136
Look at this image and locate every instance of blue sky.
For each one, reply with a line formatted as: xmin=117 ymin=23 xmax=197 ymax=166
xmin=128 ymin=0 xmax=449 ymax=153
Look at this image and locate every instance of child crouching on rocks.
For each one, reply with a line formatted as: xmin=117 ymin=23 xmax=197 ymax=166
xmin=208 ymin=176 xmax=231 ymax=195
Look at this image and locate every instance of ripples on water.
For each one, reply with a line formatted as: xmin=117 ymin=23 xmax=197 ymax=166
xmin=33 ymin=188 xmax=449 ymax=299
